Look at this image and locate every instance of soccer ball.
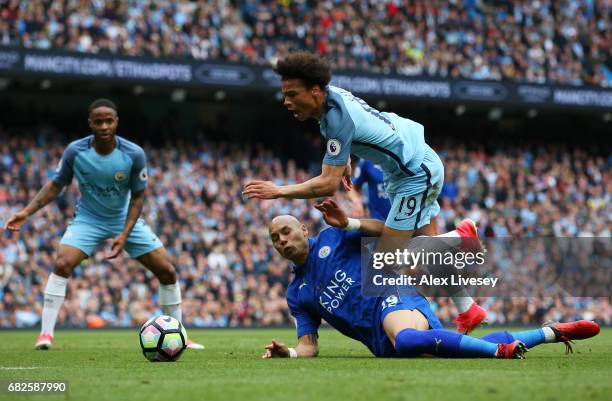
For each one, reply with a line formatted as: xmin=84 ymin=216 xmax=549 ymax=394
xmin=139 ymin=315 xmax=188 ymax=362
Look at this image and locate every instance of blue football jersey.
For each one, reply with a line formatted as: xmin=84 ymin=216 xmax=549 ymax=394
xmin=319 ymin=85 xmax=427 ymax=194
xmin=353 ymin=159 xmax=391 ymax=220
xmin=286 ymin=227 xmax=395 ymax=356
xmin=53 ymin=135 xmax=147 ymax=221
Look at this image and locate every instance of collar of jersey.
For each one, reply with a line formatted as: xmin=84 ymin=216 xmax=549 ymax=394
xmin=88 ymin=133 xmax=121 ymax=156
xmin=291 ymin=237 xmax=316 ymax=273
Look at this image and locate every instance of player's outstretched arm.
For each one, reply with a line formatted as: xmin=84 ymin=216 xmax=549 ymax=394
xmin=262 ymin=334 xmax=319 ymax=359
xmin=4 ymin=181 xmax=65 ymax=231
xmin=243 ymin=163 xmax=351 ymax=200
xmin=315 ymin=199 xmax=384 ymax=236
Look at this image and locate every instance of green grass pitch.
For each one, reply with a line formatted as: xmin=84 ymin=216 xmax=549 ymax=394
xmin=0 ymin=328 xmax=609 ymax=401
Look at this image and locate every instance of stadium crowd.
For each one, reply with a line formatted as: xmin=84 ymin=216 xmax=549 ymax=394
xmin=1 ymin=0 xmax=610 ymax=86
xmin=0 ymin=128 xmax=609 ymax=329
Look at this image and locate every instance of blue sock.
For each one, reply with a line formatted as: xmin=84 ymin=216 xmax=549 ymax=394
xmin=395 ymin=329 xmax=498 ymax=358
xmin=480 ymin=329 xmax=546 ymax=348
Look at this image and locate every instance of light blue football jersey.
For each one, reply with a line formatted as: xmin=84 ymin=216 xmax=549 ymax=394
xmin=53 ymin=135 xmax=147 ymax=221
xmin=320 ymin=85 xmax=427 ymax=193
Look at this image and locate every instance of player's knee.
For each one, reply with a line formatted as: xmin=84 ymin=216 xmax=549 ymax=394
xmin=53 ymin=256 xmax=75 ymax=277
xmin=156 ymin=263 xmax=177 ymax=285
xmin=395 ymin=328 xmax=430 ymax=357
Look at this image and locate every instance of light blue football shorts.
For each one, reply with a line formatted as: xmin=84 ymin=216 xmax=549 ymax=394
xmin=60 ymin=215 xmax=163 ymax=258
xmin=385 ymin=145 xmax=444 ymax=231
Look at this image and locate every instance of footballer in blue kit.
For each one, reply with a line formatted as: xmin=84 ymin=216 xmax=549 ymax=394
xmin=243 ymin=51 xmax=488 ymax=333
xmin=349 ymin=159 xmax=391 ymax=221
xmin=4 ymin=99 xmax=203 ymax=351
xmin=262 ymin=199 xmax=600 ymax=359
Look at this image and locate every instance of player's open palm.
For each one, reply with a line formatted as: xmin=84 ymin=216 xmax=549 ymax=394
xmin=262 ymin=339 xmax=290 ymax=358
xmin=315 ymin=199 xmax=349 ymax=228
xmin=4 ymin=211 xmax=28 ymax=231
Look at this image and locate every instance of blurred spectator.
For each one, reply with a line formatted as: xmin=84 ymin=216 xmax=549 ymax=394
xmin=0 ymin=126 xmax=610 ymax=328
xmin=0 ymin=0 xmax=610 ymax=86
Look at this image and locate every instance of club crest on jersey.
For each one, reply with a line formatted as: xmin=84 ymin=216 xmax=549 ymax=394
xmin=318 ymin=246 xmax=331 ymax=259
xmin=327 ymin=139 xmax=341 ymax=156
xmin=114 ymin=171 xmax=127 ymax=182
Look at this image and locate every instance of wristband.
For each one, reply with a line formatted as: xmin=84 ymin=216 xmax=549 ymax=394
xmin=344 ymin=218 xmax=361 ymax=231
xmin=288 ymin=347 xmax=298 ymax=358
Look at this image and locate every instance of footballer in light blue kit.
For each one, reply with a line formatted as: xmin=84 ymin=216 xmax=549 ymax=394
xmin=243 ymin=52 xmax=488 ymax=333
xmin=261 ymin=199 xmax=600 ymax=359
xmin=4 ymin=99 xmax=203 ymax=351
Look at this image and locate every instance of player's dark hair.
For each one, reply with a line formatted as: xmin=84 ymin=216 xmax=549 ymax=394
xmin=274 ymin=52 xmax=331 ymax=89
xmin=88 ymin=98 xmax=118 ymax=115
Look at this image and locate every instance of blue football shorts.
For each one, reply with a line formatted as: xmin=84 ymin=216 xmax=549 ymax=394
xmin=374 ymin=292 xmax=443 ymax=357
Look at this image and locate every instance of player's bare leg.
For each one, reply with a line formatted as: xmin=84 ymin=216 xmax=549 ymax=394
xmin=36 ymin=245 xmax=87 ymax=350
xmin=377 ymin=218 xmax=487 ymax=333
xmin=137 ymin=247 xmax=204 ymax=350
xmin=383 ymin=309 xmax=430 ymax=348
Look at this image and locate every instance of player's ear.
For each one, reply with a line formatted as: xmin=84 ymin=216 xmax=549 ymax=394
xmin=301 ymin=224 xmax=308 ymax=237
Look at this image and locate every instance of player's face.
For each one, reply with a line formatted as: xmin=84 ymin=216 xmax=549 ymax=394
xmin=281 ymin=79 xmax=323 ymax=121
xmin=269 ymin=217 xmax=309 ymax=262
xmin=88 ymin=107 xmax=118 ymax=143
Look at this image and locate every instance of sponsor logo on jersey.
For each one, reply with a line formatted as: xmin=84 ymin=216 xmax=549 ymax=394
xmin=139 ymin=167 xmax=148 ymax=181
xmin=318 ymin=269 xmax=355 ymax=314
xmin=327 ymin=139 xmax=341 ymax=156
xmin=318 ymin=246 xmax=331 ymax=259
xmin=115 ymin=171 xmax=127 ymax=182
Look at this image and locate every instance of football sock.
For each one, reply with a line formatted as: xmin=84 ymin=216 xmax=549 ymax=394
xmin=480 ymin=329 xmax=552 ymax=348
xmin=395 ymin=328 xmax=498 ymax=358
xmin=451 ymin=295 xmax=474 ymax=314
xmin=160 ymin=283 xmax=182 ymax=323
xmin=436 ymin=230 xmax=461 ymax=245
xmin=41 ymin=273 xmax=68 ymax=336
xmin=403 ymin=235 xmax=475 ymax=313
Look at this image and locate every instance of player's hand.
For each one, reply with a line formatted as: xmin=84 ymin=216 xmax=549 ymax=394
xmin=4 ymin=211 xmax=29 ymax=231
xmin=341 ymin=163 xmax=353 ymax=192
xmin=315 ymin=199 xmax=349 ymax=228
xmin=262 ymin=339 xmax=290 ymax=358
xmin=106 ymin=234 xmax=127 ymax=260
xmin=242 ymin=181 xmax=281 ymax=200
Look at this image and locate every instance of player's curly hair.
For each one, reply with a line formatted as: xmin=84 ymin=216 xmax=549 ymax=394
xmin=88 ymin=98 xmax=118 ymax=115
xmin=274 ymin=52 xmax=331 ymax=89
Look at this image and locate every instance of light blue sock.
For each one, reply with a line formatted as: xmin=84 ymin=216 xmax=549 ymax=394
xmin=480 ymin=329 xmax=546 ymax=348
xmin=508 ymin=329 xmax=546 ymax=348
